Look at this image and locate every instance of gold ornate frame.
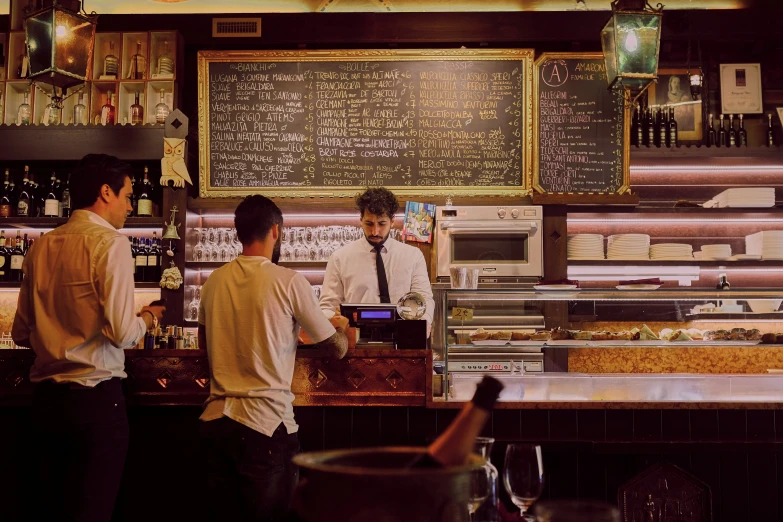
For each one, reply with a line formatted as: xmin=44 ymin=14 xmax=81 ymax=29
xmin=197 ymin=49 xmax=534 ymax=198
xmin=532 ymin=52 xmax=631 ymax=196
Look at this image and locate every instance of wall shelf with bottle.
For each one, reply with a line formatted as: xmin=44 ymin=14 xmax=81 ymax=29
xmin=1 ymin=29 xmax=182 ymax=126
xmin=0 ymin=217 xmax=163 ymax=228
xmin=0 ymin=282 xmax=161 ymax=290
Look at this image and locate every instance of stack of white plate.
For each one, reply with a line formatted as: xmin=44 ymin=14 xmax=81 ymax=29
xmin=567 ymin=234 xmax=604 ymax=260
xmin=649 ymin=243 xmax=693 ymax=260
xmin=700 ymin=244 xmax=732 ymax=260
xmin=607 ymin=234 xmax=650 ymax=260
xmin=707 ymin=188 xmax=776 ymax=208
xmin=746 ymin=231 xmax=783 ymax=260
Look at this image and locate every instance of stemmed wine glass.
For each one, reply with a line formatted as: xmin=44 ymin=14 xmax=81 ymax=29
xmin=468 ymin=465 xmax=492 ymax=522
xmin=503 ymin=444 xmax=544 ymax=521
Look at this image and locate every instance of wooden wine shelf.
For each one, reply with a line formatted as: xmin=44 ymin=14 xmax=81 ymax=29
xmin=0 ymin=281 xmax=160 ymax=289
xmin=0 ymin=217 xmax=164 ymax=228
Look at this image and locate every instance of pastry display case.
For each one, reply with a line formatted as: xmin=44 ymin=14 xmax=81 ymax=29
xmin=436 ymin=288 xmax=783 ymax=405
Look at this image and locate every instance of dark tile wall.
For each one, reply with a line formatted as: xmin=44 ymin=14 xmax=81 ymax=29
xmin=2 ymin=405 xmax=783 ymax=521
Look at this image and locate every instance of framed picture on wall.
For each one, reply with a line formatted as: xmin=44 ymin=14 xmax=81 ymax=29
xmin=720 ymin=63 xmax=763 ymax=114
xmin=648 ymin=68 xmax=703 ymax=142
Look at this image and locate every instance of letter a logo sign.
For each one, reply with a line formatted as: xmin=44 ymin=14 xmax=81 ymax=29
xmin=542 ymin=60 xmax=568 ymax=88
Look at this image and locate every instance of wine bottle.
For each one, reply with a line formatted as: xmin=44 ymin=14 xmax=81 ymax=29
xmin=646 ymin=108 xmax=654 ymax=148
xmin=135 ymin=237 xmax=148 ymax=282
xmin=635 ymin=104 xmax=644 ymax=148
xmin=707 ymin=114 xmax=716 ymax=147
xmin=16 ymin=166 xmax=31 ymax=217
xmin=668 ymin=107 xmax=678 ymax=148
xmin=0 ymin=170 xmax=12 ymax=218
xmin=768 ymin=114 xmax=777 ymax=147
xmin=10 ymin=231 xmax=25 ymax=282
xmin=44 ymin=172 xmax=59 ymax=217
xmin=716 ymin=273 xmax=730 ymax=290
xmin=718 ymin=114 xmax=727 ymax=147
xmin=407 ymin=376 xmax=504 ymax=468
xmin=0 ymin=231 xmax=7 ymax=281
xmin=136 ymin=167 xmax=153 ymax=217
xmin=658 ymin=108 xmax=667 ymax=148
xmin=737 ymin=114 xmax=748 ymax=147
xmin=728 ymin=114 xmax=736 ymax=148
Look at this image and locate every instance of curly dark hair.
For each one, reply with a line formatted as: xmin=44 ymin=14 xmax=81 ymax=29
xmin=355 ymin=187 xmax=399 ymax=219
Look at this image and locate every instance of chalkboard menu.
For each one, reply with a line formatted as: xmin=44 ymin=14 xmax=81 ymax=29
xmin=197 ymin=50 xmax=533 ymax=197
xmin=533 ymin=53 xmax=630 ymax=196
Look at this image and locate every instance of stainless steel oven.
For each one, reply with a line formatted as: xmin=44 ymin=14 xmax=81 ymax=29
xmin=436 ymin=205 xmax=544 ymax=281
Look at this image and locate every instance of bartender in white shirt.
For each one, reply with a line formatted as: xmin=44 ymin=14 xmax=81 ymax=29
xmin=319 ymin=187 xmax=435 ymax=335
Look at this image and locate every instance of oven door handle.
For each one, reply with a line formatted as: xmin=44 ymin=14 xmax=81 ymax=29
xmin=440 ymin=222 xmax=539 ymax=233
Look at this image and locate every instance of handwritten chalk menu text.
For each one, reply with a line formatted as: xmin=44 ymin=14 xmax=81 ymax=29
xmin=534 ymin=56 xmax=627 ymax=194
xmin=198 ymin=50 xmax=532 ymax=196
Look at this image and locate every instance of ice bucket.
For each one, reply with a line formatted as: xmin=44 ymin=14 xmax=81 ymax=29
xmin=292 ymin=446 xmax=483 ymax=522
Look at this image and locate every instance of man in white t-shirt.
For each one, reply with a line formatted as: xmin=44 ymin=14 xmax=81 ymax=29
xmin=198 ymin=195 xmax=349 ymax=522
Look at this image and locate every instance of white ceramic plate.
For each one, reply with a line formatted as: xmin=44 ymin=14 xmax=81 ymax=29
xmin=616 ymin=284 xmax=662 ymax=290
xmin=534 ymin=285 xmax=578 ymax=291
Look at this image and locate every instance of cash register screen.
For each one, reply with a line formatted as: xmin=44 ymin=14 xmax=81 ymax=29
xmin=359 ymin=310 xmax=394 ymax=320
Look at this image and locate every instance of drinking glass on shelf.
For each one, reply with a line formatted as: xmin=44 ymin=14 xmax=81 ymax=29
xmin=187 ymin=286 xmax=201 ymax=322
xmin=503 ymin=444 xmax=544 ymax=521
xmin=193 ymin=228 xmax=211 ymax=262
xmin=316 ymin=226 xmax=330 ymax=246
xmin=533 ymin=500 xmax=620 ymax=522
xmin=468 ymin=465 xmax=492 ymax=522
xmin=282 ymin=245 xmax=294 ymax=262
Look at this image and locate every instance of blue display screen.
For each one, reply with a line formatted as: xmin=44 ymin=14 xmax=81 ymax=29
xmin=359 ymin=310 xmax=393 ymax=319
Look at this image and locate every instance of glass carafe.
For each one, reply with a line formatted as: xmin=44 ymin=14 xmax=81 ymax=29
xmin=473 ymin=437 xmax=500 ymax=522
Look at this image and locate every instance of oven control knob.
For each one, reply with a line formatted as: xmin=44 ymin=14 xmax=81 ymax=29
xmin=511 ymin=209 xmax=520 ymax=218
xmin=497 ymin=208 xmax=506 ymax=218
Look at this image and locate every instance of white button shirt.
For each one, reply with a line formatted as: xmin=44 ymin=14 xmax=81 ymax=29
xmin=12 ymin=210 xmax=147 ymax=386
xmin=319 ymin=237 xmax=435 ymax=328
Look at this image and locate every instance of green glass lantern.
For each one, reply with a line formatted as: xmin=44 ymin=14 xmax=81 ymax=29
xmin=24 ymin=0 xmax=98 ymax=91
xmin=601 ymin=0 xmax=663 ymax=98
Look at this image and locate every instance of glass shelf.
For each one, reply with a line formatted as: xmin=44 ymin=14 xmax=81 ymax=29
xmin=444 ymin=288 xmax=783 ymax=301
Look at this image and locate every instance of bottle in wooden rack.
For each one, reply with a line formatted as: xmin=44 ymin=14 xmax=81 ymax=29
xmin=768 ymin=114 xmax=777 ymax=147
xmin=707 ymin=114 xmax=716 ymax=147
xmin=44 ymin=172 xmax=59 ymax=217
xmin=16 ymin=167 xmax=31 ymax=218
xmin=716 ymin=273 xmax=730 ymax=290
xmin=635 ymin=104 xmax=644 ymax=147
xmin=737 ymin=114 xmax=748 ymax=147
xmin=136 ymin=168 xmax=153 ymax=217
xmin=61 ymin=179 xmax=70 ymax=218
xmin=10 ymin=232 xmax=25 ymax=282
xmin=406 ymin=375 xmax=504 ymax=468
xmin=718 ymin=114 xmax=727 ymax=147
xmin=0 ymin=170 xmax=12 ymax=217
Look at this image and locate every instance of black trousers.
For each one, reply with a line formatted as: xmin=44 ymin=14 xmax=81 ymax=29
xmin=199 ymin=416 xmax=301 ymax=522
xmin=28 ymin=378 xmax=129 ymax=522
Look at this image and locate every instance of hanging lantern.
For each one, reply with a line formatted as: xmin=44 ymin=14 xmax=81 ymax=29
xmin=601 ymin=0 xmax=664 ymax=99
xmin=24 ymin=0 xmax=98 ymax=91
xmin=689 ymin=68 xmax=703 ymax=100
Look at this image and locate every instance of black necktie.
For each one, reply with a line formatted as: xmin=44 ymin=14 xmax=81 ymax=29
xmin=374 ymin=244 xmax=391 ymax=303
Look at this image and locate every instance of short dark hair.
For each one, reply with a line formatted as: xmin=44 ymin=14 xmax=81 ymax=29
xmin=355 ymin=187 xmax=399 ymax=220
xmin=235 ymin=195 xmax=283 ymax=245
xmin=70 ymin=154 xmax=133 ymax=211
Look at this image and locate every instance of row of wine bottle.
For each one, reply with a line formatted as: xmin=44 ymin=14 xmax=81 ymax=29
xmin=706 ymin=113 xmax=777 ymax=148
xmin=0 ymin=166 xmax=162 ymax=218
xmin=0 ymin=230 xmax=31 ymax=283
xmin=631 ymin=105 xmax=679 ymax=148
xmin=131 ymin=233 xmax=164 ymax=283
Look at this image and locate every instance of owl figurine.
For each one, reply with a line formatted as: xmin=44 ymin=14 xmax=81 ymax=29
xmin=161 ymin=137 xmax=192 ymax=188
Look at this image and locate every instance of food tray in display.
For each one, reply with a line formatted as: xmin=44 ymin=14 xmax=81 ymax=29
xmin=544 ymin=340 xmax=761 ymax=347
xmin=470 ymin=340 xmax=511 ymax=346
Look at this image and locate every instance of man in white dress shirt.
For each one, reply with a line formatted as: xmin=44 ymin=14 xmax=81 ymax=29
xmin=12 ymin=154 xmax=165 ymax=522
xmin=198 ymin=195 xmax=349 ymax=522
xmin=319 ymin=187 xmax=435 ymax=335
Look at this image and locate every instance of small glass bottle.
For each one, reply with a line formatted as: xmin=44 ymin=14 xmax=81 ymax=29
xmin=73 ymin=93 xmax=88 ymax=126
xmin=129 ymin=41 xmax=146 ymax=80
xmin=155 ymin=90 xmax=170 ymax=124
xmin=17 ymin=50 xmax=29 ymax=79
xmin=130 ymin=91 xmax=144 ymax=125
xmin=737 ymin=114 xmax=748 ymax=147
xmin=100 ymin=91 xmax=115 ymax=126
xmin=45 ymin=97 xmax=62 ymax=126
xmin=718 ymin=114 xmax=727 ymax=147
xmin=707 ymin=113 xmax=716 ymax=147
xmin=716 ymin=273 xmax=730 ymax=290
xmin=668 ymin=107 xmax=678 ymax=148
xmin=103 ymin=40 xmax=119 ymax=78
xmin=16 ymin=92 xmax=31 ymax=126
xmin=157 ymin=40 xmax=174 ymax=77
xmin=768 ymin=114 xmax=777 ymax=147
xmin=646 ymin=107 xmax=655 ymax=148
